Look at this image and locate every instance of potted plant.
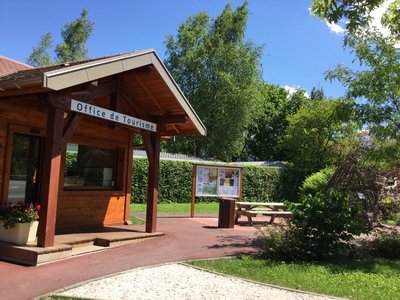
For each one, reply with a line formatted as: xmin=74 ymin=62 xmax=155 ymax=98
xmin=0 ymin=202 xmax=40 ymax=245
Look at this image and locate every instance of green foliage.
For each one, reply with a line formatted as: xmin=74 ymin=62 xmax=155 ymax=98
xmin=360 ymin=139 xmax=400 ymax=169
xmin=27 ymin=9 xmax=93 ymax=66
xmin=310 ymin=0 xmax=385 ymax=35
xmin=27 ymin=33 xmax=53 ymax=67
xmin=132 ymin=159 xmax=193 ymax=203
xmin=241 ymin=165 xmax=303 ymax=202
xmin=0 ymin=202 xmax=40 ymax=229
xmin=326 ymin=30 xmax=400 ymax=142
xmin=164 ymin=2 xmax=263 ymax=161
xmin=262 ymin=190 xmax=366 ymax=261
xmin=240 ymin=84 xmax=308 ymax=161
xmin=369 ymin=231 xmax=400 ymax=259
xmin=65 ymin=152 xmax=78 ymax=176
xmin=282 ymin=98 xmax=359 ymax=176
xmin=131 ymin=158 xmax=301 ymax=203
xmin=300 ymin=167 xmax=335 ymax=197
xmin=55 ymin=8 xmax=94 ymax=63
xmin=381 ymin=196 xmax=400 ymax=221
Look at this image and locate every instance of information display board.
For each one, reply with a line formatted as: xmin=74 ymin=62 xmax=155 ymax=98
xmin=194 ymin=165 xmax=241 ymax=198
xmin=191 ymin=164 xmax=242 ymax=217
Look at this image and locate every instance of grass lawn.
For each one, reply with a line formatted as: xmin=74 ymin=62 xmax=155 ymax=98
xmin=130 ymin=202 xmax=219 ymax=214
xmin=189 ymin=257 xmax=400 ymax=300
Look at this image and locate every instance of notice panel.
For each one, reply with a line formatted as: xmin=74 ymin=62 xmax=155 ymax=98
xmin=218 ymin=168 xmax=240 ymax=197
xmin=195 ymin=166 xmax=218 ymax=197
xmin=195 ymin=165 xmax=241 ymax=198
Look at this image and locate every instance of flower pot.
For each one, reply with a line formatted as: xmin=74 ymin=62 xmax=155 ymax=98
xmin=0 ymin=221 xmax=38 ymax=245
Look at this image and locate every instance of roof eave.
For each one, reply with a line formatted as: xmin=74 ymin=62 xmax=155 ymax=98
xmin=42 ymin=50 xmax=206 ymax=136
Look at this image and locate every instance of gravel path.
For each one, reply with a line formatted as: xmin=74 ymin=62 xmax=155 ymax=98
xmin=56 ymin=263 xmax=337 ymax=300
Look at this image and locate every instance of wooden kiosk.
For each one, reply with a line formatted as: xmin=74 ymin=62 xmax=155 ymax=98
xmin=0 ymin=50 xmax=206 ymax=248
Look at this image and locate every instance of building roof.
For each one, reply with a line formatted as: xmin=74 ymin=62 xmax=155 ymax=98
xmin=0 ymin=50 xmax=206 ymax=137
xmin=0 ymin=53 xmax=120 ymax=83
xmin=133 ymin=150 xmax=222 ymax=163
xmin=0 ymin=55 xmax=32 ymax=77
xmin=233 ymin=161 xmax=288 ymax=168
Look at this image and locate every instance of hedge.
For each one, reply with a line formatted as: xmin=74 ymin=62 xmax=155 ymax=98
xmin=131 ymin=158 xmax=303 ymax=204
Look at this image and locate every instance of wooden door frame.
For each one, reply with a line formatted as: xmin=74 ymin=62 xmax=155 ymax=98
xmin=1 ymin=123 xmax=46 ymax=207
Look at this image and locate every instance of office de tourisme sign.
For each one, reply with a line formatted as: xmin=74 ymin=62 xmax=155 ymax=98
xmin=71 ymin=99 xmax=157 ymax=132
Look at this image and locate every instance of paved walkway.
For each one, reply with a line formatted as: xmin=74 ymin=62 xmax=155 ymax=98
xmin=0 ymin=215 xmax=261 ymax=300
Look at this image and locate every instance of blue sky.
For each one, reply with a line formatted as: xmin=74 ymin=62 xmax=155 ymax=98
xmin=0 ymin=0 xmax=354 ymax=98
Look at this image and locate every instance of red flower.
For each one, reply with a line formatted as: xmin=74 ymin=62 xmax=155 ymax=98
xmin=35 ymin=204 xmax=41 ymax=211
xmin=35 ymin=213 xmax=39 ymax=219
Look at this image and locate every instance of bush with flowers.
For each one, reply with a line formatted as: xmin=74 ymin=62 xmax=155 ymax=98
xmin=0 ymin=202 xmax=40 ymax=229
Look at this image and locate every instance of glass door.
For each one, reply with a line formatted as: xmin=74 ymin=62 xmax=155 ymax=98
xmin=7 ymin=134 xmax=42 ymax=205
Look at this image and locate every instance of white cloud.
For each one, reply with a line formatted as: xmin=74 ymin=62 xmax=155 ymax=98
xmin=283 ymin=85 xmax=310 ymax=98
xmin=370 ymin=0 xmax=393 ymax=36
xmin=326 ymin=22 xmax=345 ymax=35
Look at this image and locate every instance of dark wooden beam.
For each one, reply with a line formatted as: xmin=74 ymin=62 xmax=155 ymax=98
xmin=144 ymin=132 xmax=161 ymax=233
xmin=37 ymin=104 xmax=64 ymax=247
xmin=62 ymin=112 xmax=82 ymax=146
xmin=124 ymin=132 xmax=135 ymax=225
xmin=154 ymin=114 xmax=188 ymax=125
xmin=47 ymin=92 xmax=71 ymax=110
xmin=142 ymin=131 xmax=154 ymax=160
xmin=135 ymin=77 xmax=163 ymax=113
xmin=123 ymin=92 xmax=153 ymax=122
xmin=110 ymin=77 xmax=122 ymax=112
xmin=0 ymin=86 xmax=50 ymax=99
xmin=62 ymin=80 xmax=116 ymax=102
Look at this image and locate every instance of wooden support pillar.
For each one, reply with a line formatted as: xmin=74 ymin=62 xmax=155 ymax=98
xmin=144 ymin=132 xmax=161 ymax=233
xmin=124 ymin=132 xmax=134 ymax=225
xmin=37 ymin=104 xmax=64 ymax=247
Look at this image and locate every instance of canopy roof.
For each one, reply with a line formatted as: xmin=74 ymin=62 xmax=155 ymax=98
xmin=0 ymin=50 xmax=206 ymax=136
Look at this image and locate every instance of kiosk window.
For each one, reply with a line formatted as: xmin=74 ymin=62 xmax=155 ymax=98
xmin=64 ymin=143 xmax=116 ymax=188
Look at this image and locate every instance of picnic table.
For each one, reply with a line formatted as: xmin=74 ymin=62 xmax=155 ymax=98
xmin=235 ymin=201 xmax=292 ymax=225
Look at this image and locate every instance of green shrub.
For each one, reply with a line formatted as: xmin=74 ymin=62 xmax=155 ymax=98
xmin=260 ymin=226 xmax=312 ymax=261
xmin=369 ymin=231 xmax=400 ymax=259
xmin=65 ymin=152 xmax=78 ymax=176
xmin=262 ymin=190 xmax=367 ymax=261
xmin=299 ymin=167 xmax=335 ymax=197
xmin=131 ymin=159 xmax=193 ymax=203
xmin=382 ymin=196 xmax=400 ymax=221
xmin=131 ymin=158 xmax=302 ymax=203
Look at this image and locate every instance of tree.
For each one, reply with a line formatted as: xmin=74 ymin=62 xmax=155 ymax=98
xmin=310 ymin=0 xmax=400 ymax=39
xmin=164 ymin=2 xmax=263 ymax=161
xmin=27 ymin=33 xmax=53 ymax=67
xmin=282 ymin=98 xmax=359 ymax=175
xmin=325 ymin=30 xmax=400 ymax=141
xmin=310 ymin=86 xmax=325 ymax=101
xmin=26 ymin=9 xmax=94 ymax=67
xmin=240 ymin=84 xmax=308 ymax=161
xmin=55 ymin=8 xmax=94 ymax=63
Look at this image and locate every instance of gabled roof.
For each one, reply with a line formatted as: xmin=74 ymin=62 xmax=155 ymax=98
xmin=0 ymin=50 xmax=206 ymax=136
xmin=0 ymin=55 xmax=32 ymax=77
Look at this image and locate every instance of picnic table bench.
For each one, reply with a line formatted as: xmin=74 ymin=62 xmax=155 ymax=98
xmin=235 ymin=201 xmax=292 ymax=225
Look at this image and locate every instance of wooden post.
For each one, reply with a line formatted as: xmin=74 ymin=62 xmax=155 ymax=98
xmin=124 ymin=133 xmax=134 ymax=225
xmin=37 ymin=103 xmax=64 ymax=247
xmin=191 ymin=164 xmax=196 ymax=218
xmin=239 ymin=167 xmax=243 ymax=202
xmin=144 ymin=132 xmax=160 ymax=233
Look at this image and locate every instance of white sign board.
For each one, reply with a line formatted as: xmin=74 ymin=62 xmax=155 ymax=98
xmin=71 ymin=99 xmax=157 ymax=132
xmin=195 ymin=165 xmax=241 ymax=198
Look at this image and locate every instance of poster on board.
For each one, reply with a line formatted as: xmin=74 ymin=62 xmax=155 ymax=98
xmin=218 ymin=168 xmax=240 ymax=197
xmin=195 ymin=165 xmax=241 ymax=198
xmin=195 ymin=166 xmax=218 ymax=196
